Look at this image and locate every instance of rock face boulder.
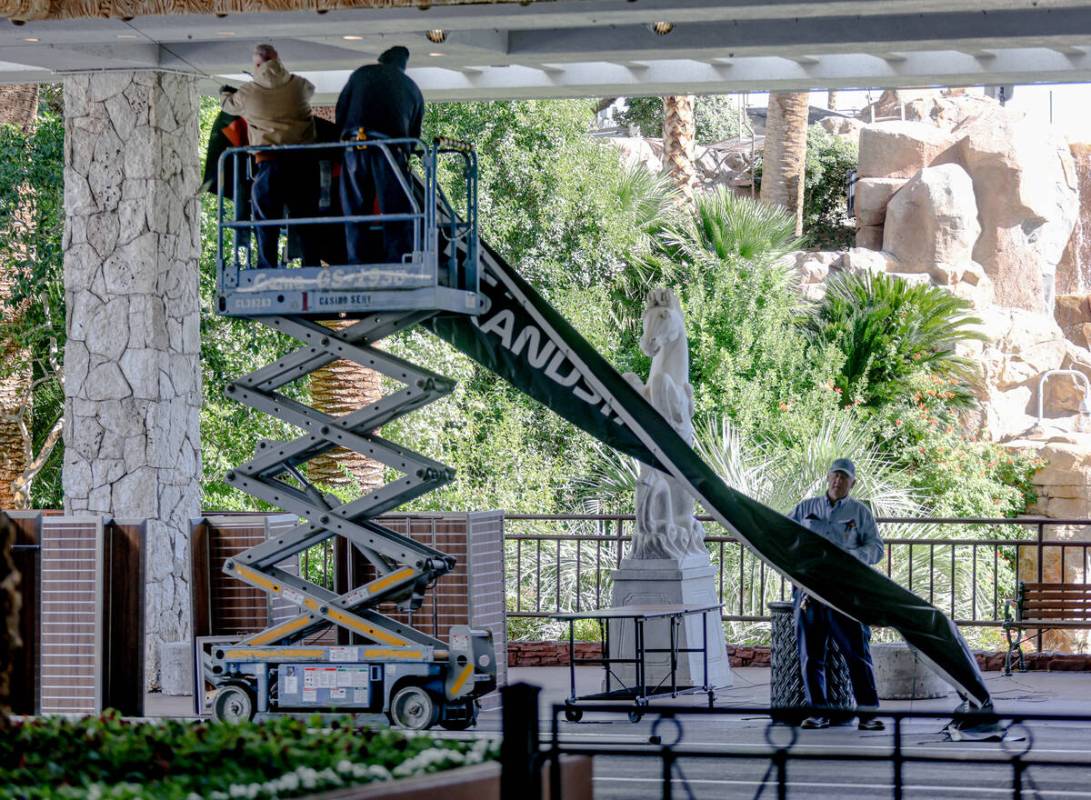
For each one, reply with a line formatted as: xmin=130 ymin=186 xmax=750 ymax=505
xmin=954 ymin=106 xmax=1079 ymax=313
xmin=959 ymin=307 xmax=1081 ymax=441
xmin=854 ymin=224 xmax=884 ymax=250
xmin=857 ymin=121 xmax=959 ymax=179
xmin=854 ymin=177 xmax=905 ymax=227
xmin=1055 ymin=294 xmax=1091 ymax=350
xmin=1055 ymin=142 xmax=1091 ymax=296
xmin=882 ymin=164 xmax=980 ymax=270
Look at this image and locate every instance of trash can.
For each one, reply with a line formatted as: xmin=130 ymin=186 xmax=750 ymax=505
xmin=769 ymin=600 xmax=855 ymax=709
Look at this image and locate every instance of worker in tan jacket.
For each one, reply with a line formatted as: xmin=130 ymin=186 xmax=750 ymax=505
xmin=221 ymin=44 xmax=318 ymax=268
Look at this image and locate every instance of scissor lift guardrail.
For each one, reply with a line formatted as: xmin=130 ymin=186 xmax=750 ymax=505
xmin=207 ymin=136 xmax=495 ymax=730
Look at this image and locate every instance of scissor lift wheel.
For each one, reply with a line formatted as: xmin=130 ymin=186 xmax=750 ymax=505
xmin=389 ymin=685 xmax=439 ymax=730
xmin=212 ymin=684 xmax=256 ymax=724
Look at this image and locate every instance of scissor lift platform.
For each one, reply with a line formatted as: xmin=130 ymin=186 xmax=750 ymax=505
xmin=206 ymin=135 xmax=496 ymax=729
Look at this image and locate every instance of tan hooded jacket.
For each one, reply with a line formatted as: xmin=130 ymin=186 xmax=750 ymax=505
xmin=220 ymin=59 xmax=316 ymax=148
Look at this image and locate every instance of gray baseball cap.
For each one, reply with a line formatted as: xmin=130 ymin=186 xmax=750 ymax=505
xmin=829 ymin=458 xmax=856 ymax=479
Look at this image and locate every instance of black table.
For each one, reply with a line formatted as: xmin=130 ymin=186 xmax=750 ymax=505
xmin=551 ymin=603 xmax=723 ymax=722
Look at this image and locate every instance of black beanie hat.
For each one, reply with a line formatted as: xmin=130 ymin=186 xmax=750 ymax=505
xmin=378 ymin=46 xmax=410 ymax=70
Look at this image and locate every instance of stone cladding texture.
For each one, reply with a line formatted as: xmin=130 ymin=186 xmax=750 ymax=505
xmin=61 ymin=72 xmax=201 ymax=684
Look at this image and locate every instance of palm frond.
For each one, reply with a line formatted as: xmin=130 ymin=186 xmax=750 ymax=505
xmin=667 ymin=187 xmax=803 ymax=264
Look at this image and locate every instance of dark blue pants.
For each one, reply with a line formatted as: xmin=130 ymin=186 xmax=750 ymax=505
xmin=340 ymin=146 xmax=413 ymax=266
xmin=795 ymin=593 xmax=880 ymax=709
xmin=251 ymin=158 xmax=319 ymax=269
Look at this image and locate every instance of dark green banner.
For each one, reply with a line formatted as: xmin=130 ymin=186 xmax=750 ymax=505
xmin=426 ymin=237 xmax=991 ymax=708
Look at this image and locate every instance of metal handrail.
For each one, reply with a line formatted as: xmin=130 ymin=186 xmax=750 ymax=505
xmin=503 ymin=514 xmax=1091 ymax=637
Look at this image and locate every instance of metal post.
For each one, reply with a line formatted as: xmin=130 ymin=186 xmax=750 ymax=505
xmin=1037 ymin=522 xmax=1044 ymax=654
xmin=568 ymin=619 xmax=577 ymax=702
xmin=501 ymin=683 xmax=542 ymax=800
xmin=893 ymin=717 xmax=903 ymax=800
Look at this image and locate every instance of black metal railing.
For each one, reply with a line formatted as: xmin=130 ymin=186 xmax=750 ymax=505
xmin=536 ymin=701 xmax=1091 ymax=800
xmin=504 ymin=514 xmax=1091 ymax=643
xmin=496 ymin=681 xmax=1091 ymax=800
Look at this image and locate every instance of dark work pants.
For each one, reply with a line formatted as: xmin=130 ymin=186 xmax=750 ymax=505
xmin=795 ymin=594 xmax=880 ymax=709
xmin=251 ymin=158 xmax=320 ymax=269
xmin=340 ymin=146 xmax=413 ymax=265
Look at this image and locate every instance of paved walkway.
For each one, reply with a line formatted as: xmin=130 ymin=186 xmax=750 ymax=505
xmin=147 ymin=667 xmax=1091 ymax=799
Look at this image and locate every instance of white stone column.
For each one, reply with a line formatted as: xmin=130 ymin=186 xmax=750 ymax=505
xmin=61 ymin=72 xmax=202 ymax=686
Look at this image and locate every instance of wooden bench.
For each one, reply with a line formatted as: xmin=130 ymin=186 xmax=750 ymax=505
xmin=1003 ymin=581 xmax=1091 ymax=675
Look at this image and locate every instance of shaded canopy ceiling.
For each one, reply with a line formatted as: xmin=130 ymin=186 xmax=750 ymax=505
xmin=2 ymin=0 xmax=1091 ymax=102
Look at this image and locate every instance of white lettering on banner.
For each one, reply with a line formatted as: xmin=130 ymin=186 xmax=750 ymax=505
xmin=510 ymin=325 xmax=556 ymax=369
xmin=544 ymin=351 xmax=582 ymax=387
xmin=478 ymin=308 xmax=515 ymax=348
xmin=474 ymin=265 xmax=628 ymax=426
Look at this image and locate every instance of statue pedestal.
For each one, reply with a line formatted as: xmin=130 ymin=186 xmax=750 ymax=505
xmin=608 ymin=556 xmax=732 ymax=690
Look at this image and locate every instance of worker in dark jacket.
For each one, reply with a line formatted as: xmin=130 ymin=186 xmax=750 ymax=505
xmin=335 ymin=46 xmax=424 ymax=266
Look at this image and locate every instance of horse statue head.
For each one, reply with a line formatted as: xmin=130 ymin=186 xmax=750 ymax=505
xmin=639 ymin=287 xmax=686 ymax=359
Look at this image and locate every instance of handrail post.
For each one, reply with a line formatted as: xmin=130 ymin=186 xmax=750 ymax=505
xmin=501 ymin=682 xmax=542 ymax=800
xmin=1038 ymin=521 xmax=1045 ymax=653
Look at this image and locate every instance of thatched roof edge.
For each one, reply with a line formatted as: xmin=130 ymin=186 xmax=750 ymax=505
xmin=2 ymin=0 xmax=539 ymax=23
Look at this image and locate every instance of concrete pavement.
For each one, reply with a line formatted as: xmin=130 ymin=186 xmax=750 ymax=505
xmin=146 ymin=666 xmax=1091 ymax=799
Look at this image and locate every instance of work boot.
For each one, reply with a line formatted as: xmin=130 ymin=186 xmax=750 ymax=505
xmin=800 ymin=716 xmax=830 ymax=729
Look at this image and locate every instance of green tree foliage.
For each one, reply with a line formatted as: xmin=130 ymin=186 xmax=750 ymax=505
xmin=0 ymin=104 xmax=65 ymax=508
xmin=805 ymin=271 xmax=986 ymax=410
xmin=754 ymin=124 xmax=859 ymax=250
xmin=3 ymin=90 xmax=1036 ymax=528
xmin=616 ymin=95 xmax=742 ymax=143
xmin=801 ymin=125 xmax=858 ymax=249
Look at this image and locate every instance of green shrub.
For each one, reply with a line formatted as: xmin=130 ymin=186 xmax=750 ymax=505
xmin=1 ymin=712 xmax=497 ymax=800
xmin=805 ymin=271 xmax=986 ymax=410
xmin=801 ymin=125 xmax=858 ymax=250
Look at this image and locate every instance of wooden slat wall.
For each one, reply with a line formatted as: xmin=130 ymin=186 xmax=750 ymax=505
xmin=196 ymin=514 xmax=303 ymax=637
xmin=266 ymin=515 xmax=302 ymax=627
xmin=39 ymin=517 xmax=101 ymax=714
xmin=467 ymin=511 xmax=507 ymax=709
xmin=205 ymin=514 xmax=269 ymax=635
xmin=7 ymin=511 xmax=42 ymax=714
xmin=101 ymin=520 xmax=145 ymax=716
xmin=190 ymin=518 xmax=212 ymax=641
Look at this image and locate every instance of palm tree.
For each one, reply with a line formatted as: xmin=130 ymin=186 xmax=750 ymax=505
xmin=760 ymin=92 xmax=810 ymax=236
xmin=306 ymin=321 xmax=385 ymax=494
xmin=662 ymin=95 xmax=696 ymax=200
xmin=0 ymin=85 xmax=39 ymax=509
xmin=304 ymin=105 xmax=385 ymax=496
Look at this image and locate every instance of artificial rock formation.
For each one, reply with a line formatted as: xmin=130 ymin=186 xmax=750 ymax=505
xmin=1055 ymin=143 xmax=1091 ymax=297
xmin=855 ymin=102 xmax=1079 ymax=314
xmin=61 ymin=72 xmax=201 ymax=685
xmin=882 ymin=164 xmax=980 ymax=270
xmin=955 ymin=106 xmax=1078 ymax=313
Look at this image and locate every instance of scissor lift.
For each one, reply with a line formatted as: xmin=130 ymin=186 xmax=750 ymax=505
xmin=205 ymin=136 xmax=496 ymax=730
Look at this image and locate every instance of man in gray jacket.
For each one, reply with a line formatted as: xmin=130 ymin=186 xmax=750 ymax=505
xmin=790 ymin=458 xmax=885 ymax=731
xmin=221 ymin=44 xmax=317 ymax=268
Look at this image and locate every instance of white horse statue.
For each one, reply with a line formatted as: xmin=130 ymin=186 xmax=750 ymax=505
xmin=623 ymin=288 xmax=707 ymax=561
